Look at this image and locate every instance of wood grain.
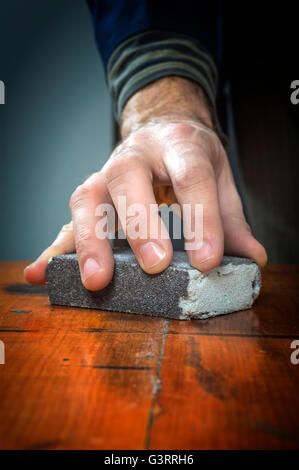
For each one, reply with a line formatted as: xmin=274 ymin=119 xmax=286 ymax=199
xmin=0 ymin=262 xmax=298 ymax=449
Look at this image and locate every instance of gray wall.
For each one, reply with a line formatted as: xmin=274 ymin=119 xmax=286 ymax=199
xmin=0 ymin=0 xmax=112 ymax=260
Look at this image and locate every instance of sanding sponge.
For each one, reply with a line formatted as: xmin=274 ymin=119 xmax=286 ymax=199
xmin=46 ymin=248 xmax=261 ymax=320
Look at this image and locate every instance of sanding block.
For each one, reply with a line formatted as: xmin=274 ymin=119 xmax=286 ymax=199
xmin=46 ymin=248 xmax=261 ymax=320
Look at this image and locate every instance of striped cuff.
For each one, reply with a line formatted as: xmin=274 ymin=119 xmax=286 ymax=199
xmin=106 ymin=30 xmax=227 ymax=144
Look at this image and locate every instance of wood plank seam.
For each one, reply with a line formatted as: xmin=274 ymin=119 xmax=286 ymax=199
xmin=144 ymin=319 xmax=169 ymax=449
xmin=1 ymin=327 xmax=298 ymax=341
xmin=167 ymin=331 xmax=299 ymax=339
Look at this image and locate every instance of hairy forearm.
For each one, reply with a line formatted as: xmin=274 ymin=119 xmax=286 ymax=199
xmin=120 ymin=77 xmax=214 ymax=139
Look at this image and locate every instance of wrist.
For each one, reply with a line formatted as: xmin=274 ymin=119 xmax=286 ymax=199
xmin=120 ymin=77 xmax=214 ymax=139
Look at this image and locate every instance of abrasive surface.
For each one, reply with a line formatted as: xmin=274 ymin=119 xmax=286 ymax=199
xmin=46 ymin=248 xmax=261 ymax=320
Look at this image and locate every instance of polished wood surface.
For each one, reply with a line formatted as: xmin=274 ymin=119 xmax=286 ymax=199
xmin=0 ymin=262 xmax=298 ymax=450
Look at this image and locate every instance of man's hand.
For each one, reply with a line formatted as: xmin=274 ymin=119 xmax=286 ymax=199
xmin=24 ymin=77 xmax=267 ymax=291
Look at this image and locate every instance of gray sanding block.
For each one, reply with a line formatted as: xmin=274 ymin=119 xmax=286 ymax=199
xmin=46 ymin=248 xmax=261 ymax=320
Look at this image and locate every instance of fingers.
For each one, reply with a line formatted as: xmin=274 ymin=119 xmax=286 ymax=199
xmin=222 ymin=214 xmax=268 ymax=267
xmin=105 ymin=147 xmax=173 ymax=273
xmin=162 ymin=124 xmax=224 ymax=272
xmin=25 ymin=172 xmax=115 ymax=290
xmin=69 ymin=172 xmax=114 ymax=290
xmin=217 ymin=152 xmax=268 ymax=268
xmin=24 ymin=222 xmax=75 ymax=285
xmin=25 ymin=118 xmax=267 ymax=297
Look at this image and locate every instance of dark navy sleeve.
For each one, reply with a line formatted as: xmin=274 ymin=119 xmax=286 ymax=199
xmin=87 ymin=0 xmax=222 ymax=68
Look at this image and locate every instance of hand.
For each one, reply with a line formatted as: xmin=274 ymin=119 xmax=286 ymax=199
xmin=24 ymin=77 xmax=267 ymax=290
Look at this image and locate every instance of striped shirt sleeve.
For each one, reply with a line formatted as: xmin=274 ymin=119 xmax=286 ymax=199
xmin=106 ymin=30 xmax=226 ymax=144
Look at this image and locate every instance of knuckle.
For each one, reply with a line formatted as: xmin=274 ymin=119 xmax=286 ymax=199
xmin=60 ymin=222 xmax=73 ymax=234
xmin=105 ymin=151 xmax=143 ymax=186
xmin=125 ymin=131 xmax=149 ymax=147
xmin=69 ymin=188 xmax=79 ymax=210
xmin=104 ymin=160 xmax=125 ymax=188
xmin=209 ymin=138 xmax=227 ymax=170
xmin=53 ymin=222 xmax=74 ymax=245
xmin=69 ymin=183 xmax=95 ymax=210
xmin=166 ymin=121 xmax=226 ymax=170
xmin=75 ymin=226 xmax=95 ymax=252
xmin=168 ymin=122 xmax=194 ymax=140
xmin=78 ymin=226 xmax=94 ymax=242
xmin=174 ymin=161 xmax=214 ymax=192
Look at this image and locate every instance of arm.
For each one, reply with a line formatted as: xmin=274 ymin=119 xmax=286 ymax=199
xmin=24 ymin=1 xmax=267 ymax=290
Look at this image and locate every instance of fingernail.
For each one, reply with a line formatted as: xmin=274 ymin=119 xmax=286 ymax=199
xmin=190 ymin=241 xmax=214 ymax=267
xmin=83 ymin=258 xmax=102 ymax=281
xmin=139 ymin=242 xmax=166 ymax=268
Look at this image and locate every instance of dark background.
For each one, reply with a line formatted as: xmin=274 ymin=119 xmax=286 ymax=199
xmin=222 ymin=3 xmax=299 ymax=263
xmin=0 ymin=1 xmax=298 ymax=262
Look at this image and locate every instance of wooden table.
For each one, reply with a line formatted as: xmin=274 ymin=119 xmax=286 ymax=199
xmin=0 ymin=262 xmax=298 ymax=450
